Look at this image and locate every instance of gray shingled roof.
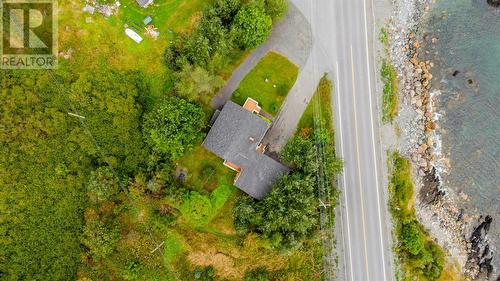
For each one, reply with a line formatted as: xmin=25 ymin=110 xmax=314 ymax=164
xmin=203 ymin=101 xmax=289 ymax=199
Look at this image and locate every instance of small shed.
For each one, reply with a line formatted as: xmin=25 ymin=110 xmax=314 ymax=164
xmin=143 ymin=16 xmax=152 ymax=25
xmin=136 ymin=0 xmax=153 ymax=8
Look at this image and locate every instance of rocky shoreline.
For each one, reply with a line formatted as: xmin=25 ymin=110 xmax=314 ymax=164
xmin=388 ymin=0 xmax=496 ymax=279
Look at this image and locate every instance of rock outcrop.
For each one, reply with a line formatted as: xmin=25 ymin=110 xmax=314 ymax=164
xmin=487 ymin=0 xmax=500 ymax=8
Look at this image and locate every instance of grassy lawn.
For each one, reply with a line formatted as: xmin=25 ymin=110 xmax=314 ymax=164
xmin=298 ymin=74 xmax=334 ymax=133
xmin=381 ymin=60 xmax=399 ymax=123
xmin=58 ymin=0 xmax=208 ymax=99
xmin=232 ymin=51 xmax=299 ymax=115
xmin=176 ymin=145 xmax=236 ymax=193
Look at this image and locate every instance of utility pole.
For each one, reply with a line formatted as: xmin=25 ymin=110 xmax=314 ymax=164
xmin=150 ymin=241 xmax=165 ymax=254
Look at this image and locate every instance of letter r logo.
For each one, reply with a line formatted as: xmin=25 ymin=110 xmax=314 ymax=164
xmin=2 ymin=1 xmax=55 ymax=54
xmin=1 ymin=0 xmax=57 ymax=69
xmin=9 ymin=8 xmax=47 ymax=48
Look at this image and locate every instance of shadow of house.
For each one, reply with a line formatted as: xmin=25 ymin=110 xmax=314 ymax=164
xmin=203 ymin=99 xmax=290 ymax=199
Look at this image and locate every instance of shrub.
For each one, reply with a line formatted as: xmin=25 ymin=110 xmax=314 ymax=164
xmin=143 ymin=97 xmax=205 ymax=160
xmin=81 ymin=220 xmax=120 ymax=261
xmin=233 ymin=5 xmax=272 ymax=49
xmin=87 ymin=166 xmax=120 ymax=203
xmin=201 ymin=163 xmax=217 ymax=178
xmin=400 ymin=220 xmax=425 ymax=256
xmin=264 ymin=0 xmax=288 ymax=20
xmin=245 ymin=267 xmax=270 ymax=281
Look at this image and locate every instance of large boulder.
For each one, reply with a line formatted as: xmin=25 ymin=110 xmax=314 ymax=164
xmin=487 ymin=0 xmax=500 ymax=8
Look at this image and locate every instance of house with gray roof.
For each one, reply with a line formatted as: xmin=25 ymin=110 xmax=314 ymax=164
xmin=203 ymin=98 xmax=290 ymax=199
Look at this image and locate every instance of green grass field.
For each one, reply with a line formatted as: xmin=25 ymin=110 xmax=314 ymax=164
xmin=298 ymin=75 xmax=334 ymax=132
xmin=176 ymin=145 xmax=236 ymax=193
xmin=232 ymin=51 xmax=298 ymax=115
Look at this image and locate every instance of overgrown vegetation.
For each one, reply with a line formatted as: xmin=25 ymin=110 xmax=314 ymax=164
xmin=381 ymin=60 xmax=399 ymax=123
xmin=232 ymin=51 xmax=299 ymax=115
xmin=379 ymin=27 xmax=389 ymax=45
xmin=2 ymin=0 xmax=335 ymax=280
xmin=388 ymin=152 xmax=446 ymax=281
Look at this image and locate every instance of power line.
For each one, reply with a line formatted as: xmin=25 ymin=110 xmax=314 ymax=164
xmin=44 ymin=70 xmax=180 ymax=280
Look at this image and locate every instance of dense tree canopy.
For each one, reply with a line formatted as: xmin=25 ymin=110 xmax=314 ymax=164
xmin=81 ymin=220 xmax=120 ymax=261
xmin=86 ymin=166 xmax=120 ymax=203
xmin=0 ymin=71 xmax=88 ymax=280
xmin=264 ymin=0 xmax=288 ymax=20
xmin=68 ymin=69 xmax=147 ymax=174
xmin=175 ymin=64 xmax=225 ymax=102
xmin=233 ymin=5 xmax=273 ymax=49
xmin=142 ymin=96 xmax=205 ymax=160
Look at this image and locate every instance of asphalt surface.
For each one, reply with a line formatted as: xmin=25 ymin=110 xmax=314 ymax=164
xmin=292 ymin=0 xmax=395 ymax=280
xmin=329 ymin=1 xmax=394 ymax=280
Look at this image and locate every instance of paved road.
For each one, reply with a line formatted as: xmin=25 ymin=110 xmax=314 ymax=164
xmin=326 ymin=0 xmax=394 ymax=280
xmin=291 ymin=0 xmax=395 ymax=280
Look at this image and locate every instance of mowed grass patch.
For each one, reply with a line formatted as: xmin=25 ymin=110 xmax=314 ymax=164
xmin=177 ymin=146 xmax=236 ymax=192
xmin=297 ymin=74 xmax=334 ymax=133
xmin=232 ymin=51 xmax=298 ymax=115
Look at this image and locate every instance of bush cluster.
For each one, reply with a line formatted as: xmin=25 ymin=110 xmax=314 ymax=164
xmin=389 ymin=152 xmax=445 ymax=280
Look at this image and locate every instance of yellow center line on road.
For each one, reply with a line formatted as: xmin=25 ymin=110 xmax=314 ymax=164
xmin=350 ymin=44 xmax=371 ymax=281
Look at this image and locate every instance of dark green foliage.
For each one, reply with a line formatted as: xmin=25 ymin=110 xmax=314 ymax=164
xmin=87 ymin=166 xmax=120 ymax=203
xmin=122 ymin=261 xmax=144 ymax=280
xmin=200 ymin=163 xmax=217 ymax=178
xmin=257 ymin=173 xmax=317 ymax=245
xmin=81 ymin=220 xmax=120 ymax=261
xmin=281 ymin=135 xmax=318 ymax=174
xmin=0 ymin=70 xmax=88 ymax=280
xmin=233 ymin=5 xmax=272 ymax=49
xmin=207 ymin=0 xmax=241 ymax=27
xmin=233 ymin=172 xmax=319 ymax=248
xmin=264 ymin=0 xmax=288 ymax=20
xmin=143 ymin=96 xmax=205 ymax=160
xmin=245 ymin=267 xmax=270 ymax=281
xmin=400 ymin=220 xmax=425 ymax=256
xmin=68 ymin=69 xmax=147 ymax=174
xmin=194 ymin=265 xmax=216 ymax=280
xmin=388 ymin=152 xmax=445 ymax=280
xmin=165 ymin=0 xmax=240 ymax=71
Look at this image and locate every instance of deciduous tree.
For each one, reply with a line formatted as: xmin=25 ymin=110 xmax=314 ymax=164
xmin=142 ymin=97 xmax=205 ymax=160
xmin=233 ymin=5 xmax=272 ymax=49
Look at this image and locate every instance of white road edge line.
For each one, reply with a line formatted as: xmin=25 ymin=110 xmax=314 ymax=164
xmin=362 ymin=0 xmax=389 ymax=279
xmin=350 ymin=45 xmax=371 ymax=280
xmin=335 ymin=61 xmax=354 ymax=281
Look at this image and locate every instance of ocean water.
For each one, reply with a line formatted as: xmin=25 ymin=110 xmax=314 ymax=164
xmin=422 ymin=0 xmax=500 ymax=268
